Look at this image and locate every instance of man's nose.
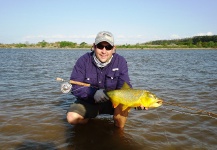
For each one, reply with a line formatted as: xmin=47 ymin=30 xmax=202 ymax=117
xmin=101 ymin=47 xmax=107 ymax=52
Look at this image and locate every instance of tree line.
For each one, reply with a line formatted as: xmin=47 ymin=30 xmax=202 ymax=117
xmin=0 ymin=35 xmax=217 ymax=49
xmin=143 ymin=35 xmax=217 ymax=48
xmin=0 ymin=40 xmax=89 ymax=48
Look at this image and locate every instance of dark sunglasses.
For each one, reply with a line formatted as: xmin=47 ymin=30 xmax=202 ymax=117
xmin=96 ymin=43 xmax=113 ymax=50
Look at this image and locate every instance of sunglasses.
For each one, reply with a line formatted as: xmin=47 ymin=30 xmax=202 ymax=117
xmin=96 ymin=43 xmax=113 ymax=50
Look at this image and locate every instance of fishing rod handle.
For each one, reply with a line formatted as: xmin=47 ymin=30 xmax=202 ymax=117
xmin=70 ymin=80 xmax=91 ymax=87
xmin=56 ymin=77 xmax=64 ymax=81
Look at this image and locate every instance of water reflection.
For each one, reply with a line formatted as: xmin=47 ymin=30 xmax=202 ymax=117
xmin=15 ymin=141 xmax=57 ymax=150
xmin=65 ymin=118 xmax=142 ymax=150
xmin=0 ymin=49 xmax=217 ymax=149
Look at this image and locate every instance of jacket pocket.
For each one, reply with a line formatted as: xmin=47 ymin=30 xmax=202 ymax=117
xmin=105 ymin=72 xmax=119 ymax=90
xmin=85 ymin=73 xmax=97 ymax=85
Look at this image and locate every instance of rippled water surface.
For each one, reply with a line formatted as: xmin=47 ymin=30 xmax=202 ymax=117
xmin=0 ymin=49 xmax=217 ymax=150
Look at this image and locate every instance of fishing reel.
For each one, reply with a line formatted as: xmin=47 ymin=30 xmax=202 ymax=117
xmin=56 ymin=77 xmax=90 ymax=94
xmin=56 ymin=77 xmax=72 ymax=93
xmin=60 ymin=82 xmax=72 ymax=93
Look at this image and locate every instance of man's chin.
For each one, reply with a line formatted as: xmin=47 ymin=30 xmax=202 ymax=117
xmin=99 ymin=58 xmax=107 ymax=63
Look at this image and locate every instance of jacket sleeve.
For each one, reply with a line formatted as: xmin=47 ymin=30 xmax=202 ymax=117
xmin=70 ymin=54 xmax=98 ymax=103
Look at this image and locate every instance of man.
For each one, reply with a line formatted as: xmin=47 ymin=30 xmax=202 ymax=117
xmin=67 ymin=31 xmax=132 ymax=128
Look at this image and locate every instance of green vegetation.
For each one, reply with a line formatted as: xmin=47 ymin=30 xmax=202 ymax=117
xmin=142 ymin=35 xmax=217 ymax=48
xmin=59 ymin=41 xmax=77 ymax=48
xmin=15 ymin=43 xmax=27 ymax=48
xmin=1 ymin=35 xmax=217 ymax=49
xmin=0 ymin=40 xmax=91 ymax=49
xmin=38 ymin=40 xmax=47 ymax=48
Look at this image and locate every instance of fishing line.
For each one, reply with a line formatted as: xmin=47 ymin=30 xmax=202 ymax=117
xmin=57 ymin=77 xmax=217 ymax=119
xmin=163 ymin=101 xmax=217 ymax=119
xmin=163 ymin=105 xmax=217 ymax=120
xmin=161 ymin=105 xmax=214 ymax=149
xmin=155 ymin=109 xmax=171 ymax=147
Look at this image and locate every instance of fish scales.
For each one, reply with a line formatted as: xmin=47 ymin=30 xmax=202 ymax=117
xmin=106 ymin=82 xmax=163 ymax=111
xmin=107 ymin=89 xmax=146 ymax=104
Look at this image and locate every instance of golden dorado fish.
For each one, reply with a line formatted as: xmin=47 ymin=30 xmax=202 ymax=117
xmin=106 ymin=82 xmax=163 ymax=111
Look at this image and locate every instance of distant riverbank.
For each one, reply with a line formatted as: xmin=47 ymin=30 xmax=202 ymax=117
xmin=1 ymin=35 xmax=217 ymax=49
xmin=1 ymin=47 xmax=216 ymax=50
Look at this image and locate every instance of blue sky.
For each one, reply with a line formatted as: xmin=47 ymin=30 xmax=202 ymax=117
xmin=1 ymin=0 xmax=217 ymax=44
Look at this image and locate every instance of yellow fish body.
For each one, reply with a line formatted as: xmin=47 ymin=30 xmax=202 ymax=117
xmin=106 ymin=82 xmax=163 ymax=111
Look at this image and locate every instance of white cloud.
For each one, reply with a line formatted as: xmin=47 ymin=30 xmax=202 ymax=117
xmin=170 ymin=34 xmax=181 ymax=39
xmin=115 ymin=34 xmax=148 ymax=44
xmin=21 ymin=32 xmax=215 ymax=45
xmin=22 ymin=34 xmax=96 ymax=43
xmin=196 ymin=32 xmax=213 ymax=36
xmin=167 ymin=32 xmax=214 ymax=41
xmin=136 ymin=35 xmax=143 ymax=38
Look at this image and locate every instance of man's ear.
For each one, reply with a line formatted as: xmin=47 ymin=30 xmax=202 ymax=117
xmin=91 ymin=43 xmax=95 ymax=51
xmin=113 ymin=46 xmax=116 ymax=53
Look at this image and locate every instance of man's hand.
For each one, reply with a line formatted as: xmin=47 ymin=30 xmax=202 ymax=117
xmin=134 ymin=106 xmax=148 ymax=110
xmin=94 ymin=89 xmax=109 ymax=103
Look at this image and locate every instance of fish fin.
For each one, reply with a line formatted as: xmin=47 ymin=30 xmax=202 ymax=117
xmin=113 ymin=102 xmax=119 ymax=108
xmin=121 ymin=82 xmax=131 ymax=89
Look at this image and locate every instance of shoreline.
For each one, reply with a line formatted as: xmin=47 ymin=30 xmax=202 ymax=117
xmin=1 ymin=47 xmax=217 ymax=50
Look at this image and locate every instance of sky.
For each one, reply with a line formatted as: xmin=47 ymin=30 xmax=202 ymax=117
xmin=1 ymin=0 xmax=217 ymax=45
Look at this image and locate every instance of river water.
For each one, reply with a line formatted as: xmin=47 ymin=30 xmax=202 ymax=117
xmin=0 ymin=49 xmax=216 ymax=150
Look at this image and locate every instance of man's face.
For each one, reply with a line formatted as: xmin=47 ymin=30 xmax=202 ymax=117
xmin=94 ymin=41 xmax=115 ymax=63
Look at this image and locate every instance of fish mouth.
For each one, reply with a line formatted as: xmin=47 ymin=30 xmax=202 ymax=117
xmin=157 ymin=99 xmax=163 ymax=105
xmin=149 ymin=99 xmax=163 ymax=108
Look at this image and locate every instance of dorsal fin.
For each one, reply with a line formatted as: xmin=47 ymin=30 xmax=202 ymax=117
xmin=121 ymin=82 xmax=131 ymax=89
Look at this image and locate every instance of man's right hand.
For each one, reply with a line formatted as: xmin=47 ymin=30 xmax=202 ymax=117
xmin=94 ymin=89 xmax=109 ymax=103
xmin=134 ymin=106 xmax=148 ymax=110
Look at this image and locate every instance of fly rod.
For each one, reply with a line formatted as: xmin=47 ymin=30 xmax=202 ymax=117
xmin=56 ymin=77 xmax=217 ymax=118
xmin=56 ymin=77 xmax=93 ymax=93
xmin=56 ymin=77 xmax=91 ymax=87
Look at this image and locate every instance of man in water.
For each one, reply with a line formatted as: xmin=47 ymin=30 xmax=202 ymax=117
xmin=67 ymin=31 xmax=132 ymax=128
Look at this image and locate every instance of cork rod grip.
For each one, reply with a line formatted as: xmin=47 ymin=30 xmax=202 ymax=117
xmin=69 ymin=80 xmax=91 ymax=87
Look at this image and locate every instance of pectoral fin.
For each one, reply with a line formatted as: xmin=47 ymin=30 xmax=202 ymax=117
xmin=112 ymin=102 xmax=119 ymax=108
